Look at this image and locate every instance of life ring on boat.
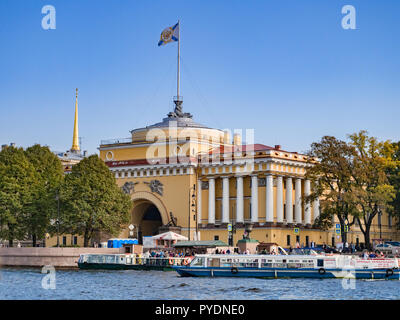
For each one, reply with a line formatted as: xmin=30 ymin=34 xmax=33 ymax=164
xmin=318 ymin=268 xmax=326 ymax=275
xmin=386 ymin=269 xmax=394 ymax=277
xmin=169 ymin=258 xmax=174 ymax=265
xmin=183 ymin=257 xmax=191 ymax=265
xmin=231 ymin=267 xmax=239 ymax=274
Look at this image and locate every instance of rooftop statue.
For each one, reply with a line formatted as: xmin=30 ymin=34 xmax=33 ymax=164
xmin=168 ymin=99 xmax=192 ymax=119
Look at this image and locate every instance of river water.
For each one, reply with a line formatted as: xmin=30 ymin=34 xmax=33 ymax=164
xmin=0 ymin=267 xmax=399 ymax=300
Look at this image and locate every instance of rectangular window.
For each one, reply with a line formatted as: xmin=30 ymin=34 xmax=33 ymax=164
xmin=296 ymin=235 xmax=300 ymax=243
xmin=73 ymin=236 xmax=78 ymax=245
xmin=62 ymin=236 xmax=67 ymax=246
xmin=283 ymin=204 xmax=286 ymax=219
xmin=332 ymin=237 xmax=335 ymax=247
xmin=389 ymin=213 xmax=392 ymax=228
xmin=287 ymin=235 xmax=290 ymax=246
xmin=214 ymin=235 xmax=219 ymax=241
xmin=306 ymin=236 xmax=309 ymax=247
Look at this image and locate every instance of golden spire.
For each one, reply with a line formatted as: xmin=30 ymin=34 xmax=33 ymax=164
xmin=71 ymin=88 xmax=80 ymax=153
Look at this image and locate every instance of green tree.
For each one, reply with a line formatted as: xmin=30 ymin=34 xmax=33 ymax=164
xmin=305 ymin=136 xmax=359 ymax=243
xmin=348 ymin=131 xmax=397 ymax=249
xmin=24 ymin=144 xmax=64 ymax=246
xmin=0 ymin=146 xmax=38 ymax=246
xmin=387 ymin=141 xmax=400 ymax=228
xmin=61 ymin=155 xmax=132 ymax=247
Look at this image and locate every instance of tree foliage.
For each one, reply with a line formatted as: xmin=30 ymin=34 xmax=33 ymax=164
xmin=387 ymin=141 xmax=400 ymax=228
xmin=348 ymin=131 xmax=397 ymax=249
xmin=305 ymin=136 xmax=359 ymax=242
xmin=306 ymin=131 xmax=398 ymax=249
xmin=0 ymin=145 xmax=132 ymax=247
xmin=24 ymin=144 xmax=64 ymax=246
xmin=0 ymin=146 xmax=38 ymax=246
xmin=61 ymin=155 xmax=132 ymax=247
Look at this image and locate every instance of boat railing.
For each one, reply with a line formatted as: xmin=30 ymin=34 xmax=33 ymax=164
xmin=133 ymin=257 xmax=188 ymax=266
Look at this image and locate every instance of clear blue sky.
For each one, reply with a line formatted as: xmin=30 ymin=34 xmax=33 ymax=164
xmin=1 ymin=0 xmax=399 ymax=155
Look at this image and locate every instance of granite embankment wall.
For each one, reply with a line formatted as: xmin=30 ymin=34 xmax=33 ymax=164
xmin=0 ymin=248 xmax=123 ymax=268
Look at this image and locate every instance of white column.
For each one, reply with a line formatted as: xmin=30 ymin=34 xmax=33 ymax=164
xmin=251 ymin=175 xmax=258 ymax=223
xmin=286 ymin=177 xmax=293 ymax=224
xmin=197 ymin=179 xmax=202 ymax=225
xmin=313 ymin=180 xmax=320 ymax=222
xmin=276 ymin=176 xmax=284 ymax=223
xmin=295 ymin=178 xmax=302 ymax=225
xmin=266 ymin=175 xmax=274 ymax=223
xmin=313 ymin=198 xmax=320 ymax=222
xmin=304 ymin=179 xmax=311 ymax=225
xmin=222 ymin=177 xmax=230 ymax=223
xmin=236 ymin=176 xmax=244 ymax=223
xmin=208 ymin=177 xmax=215 ymax=224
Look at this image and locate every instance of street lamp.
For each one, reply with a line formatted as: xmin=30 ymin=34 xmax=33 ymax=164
xmin=188 ymin=184 xmax=196 ymax=241
xmin=378 ymin=206 xmax=382 ymax=241
xmin=55 ymin=190 xmax=60 ymax=247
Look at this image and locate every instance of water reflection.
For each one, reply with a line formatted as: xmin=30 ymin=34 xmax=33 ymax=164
xmin=0 ymin=268 xmax=399 ymax=300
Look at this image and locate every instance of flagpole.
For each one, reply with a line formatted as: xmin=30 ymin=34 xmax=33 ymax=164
xmin=177 ymin=20 xmax=180 ymax=100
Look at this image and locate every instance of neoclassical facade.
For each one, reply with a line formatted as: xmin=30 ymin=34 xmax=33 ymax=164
xmin=99 ymin=103 xmax=399 ymax=248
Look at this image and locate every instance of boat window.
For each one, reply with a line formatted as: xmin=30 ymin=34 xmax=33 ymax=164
xmin=273 ymin=262 xmax=287 ymax=268
xmin=191 ymin=257 xmax=204 ymax=267
xmin=236 ymin=258 xmax=258 ymax=268
xmin=261 ymin=261 xmax=273 ymax=268
xmin=288 ymin=261 xmax=315 ymax=268
xmin=208 ymin=258 xmax=220 ymax=267
xmin=317 ymin=259 xmax=324 ymax=267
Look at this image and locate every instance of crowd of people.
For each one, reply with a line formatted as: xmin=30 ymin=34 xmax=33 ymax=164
xmin=142 ymin=249 xmax=196 ymax=258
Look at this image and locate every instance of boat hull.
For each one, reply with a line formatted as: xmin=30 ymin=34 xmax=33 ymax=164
xmin=173 ymin=266 xmax=400 ymax=280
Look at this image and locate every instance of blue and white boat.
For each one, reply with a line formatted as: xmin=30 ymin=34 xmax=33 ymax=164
xmin=173 ymin=253 xmax=400 ymax=280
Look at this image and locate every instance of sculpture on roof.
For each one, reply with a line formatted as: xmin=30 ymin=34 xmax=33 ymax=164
xmin=168 ymin=99 xmax=192 ymax=119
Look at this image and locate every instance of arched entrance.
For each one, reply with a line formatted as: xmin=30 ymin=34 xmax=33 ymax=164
xmin=130 ymin=192 xmax=168 ymax=244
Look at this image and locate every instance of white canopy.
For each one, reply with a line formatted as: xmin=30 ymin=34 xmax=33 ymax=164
xmin=152 ymin=231 xmax=188 ymax=241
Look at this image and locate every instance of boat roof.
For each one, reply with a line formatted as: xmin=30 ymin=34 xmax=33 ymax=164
xmin=193 ymin=254 xmax=325 ymax=259
xmin=173 ymin=240 xmax=229 ymax=247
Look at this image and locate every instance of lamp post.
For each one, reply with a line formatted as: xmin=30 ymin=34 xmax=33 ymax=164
xmin=378 ymin=206 xmax=382 ymax=241
xmin=55 ymin=190 xmax=60 ymax=247
xmin=188 ymin=184 xmax=196 ymax=241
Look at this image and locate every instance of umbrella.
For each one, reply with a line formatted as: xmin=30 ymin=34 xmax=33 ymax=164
xmin=152 ymin=231 xmax=188 ymax=241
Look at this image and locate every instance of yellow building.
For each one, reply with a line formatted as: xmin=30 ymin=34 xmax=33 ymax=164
xmin=99 ymin=100 xmax=399 ymax=249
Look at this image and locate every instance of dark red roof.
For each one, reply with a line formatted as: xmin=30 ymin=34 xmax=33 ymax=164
xmin=105 ymin=157 xmax=197 ymax=167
